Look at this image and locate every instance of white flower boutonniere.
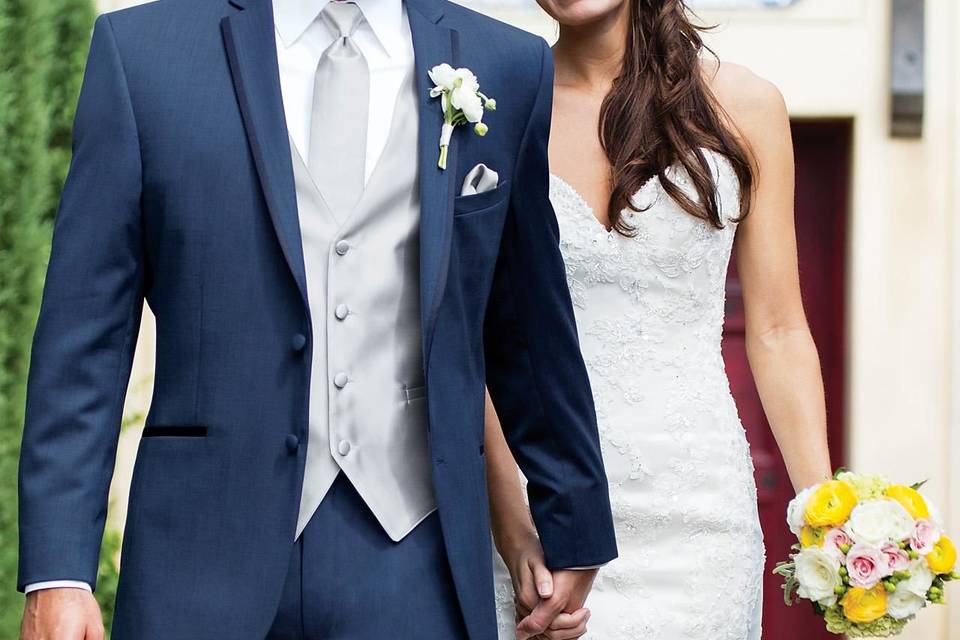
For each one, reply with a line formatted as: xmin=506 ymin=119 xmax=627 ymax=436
xmin=428 ymin=63 xmax=496 ymax=170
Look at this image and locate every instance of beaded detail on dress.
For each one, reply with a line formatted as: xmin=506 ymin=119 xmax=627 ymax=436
xmin=494 ymin=151 xmax=765 ymax=640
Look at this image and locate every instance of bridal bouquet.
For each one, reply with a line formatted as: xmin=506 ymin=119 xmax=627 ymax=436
xmin=774 ymin=471 xmax=957 ymax=637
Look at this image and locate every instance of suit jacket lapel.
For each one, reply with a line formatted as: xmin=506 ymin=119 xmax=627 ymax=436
xmin=407 ymin=0 xmax=458 ymax=364
xmin=222 ymin=0 xmax=309 ymax=309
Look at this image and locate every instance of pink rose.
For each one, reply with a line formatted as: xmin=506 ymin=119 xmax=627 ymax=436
xmin=910 ymin=519 xmax=941 ymax=556
xmin=845 ymin=543 xmax=889 ymax=588
xmin=823 ymin=528 xmax=852 ymax=560
xmin=880 ymin=542 xmax=910 ymax=573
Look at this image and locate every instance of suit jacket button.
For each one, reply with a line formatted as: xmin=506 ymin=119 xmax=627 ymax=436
xmin=285 ymin=434 xmax=300 ymax=453
xmin=291 ymin=334 xmax=307 ymax=352
xmin=335 ymin=240 xmax=350 ymax=256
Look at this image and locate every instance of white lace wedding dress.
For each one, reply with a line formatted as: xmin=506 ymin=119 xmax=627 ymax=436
xmin=494 ymin=152 xmax=765 ymax=640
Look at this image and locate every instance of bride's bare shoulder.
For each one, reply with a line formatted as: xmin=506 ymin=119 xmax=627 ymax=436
xmin=699 ymin=60 xmax=789 ymax=144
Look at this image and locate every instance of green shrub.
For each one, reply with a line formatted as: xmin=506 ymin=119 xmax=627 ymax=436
xmin=0 ymin=0 xmax=95 ymax=632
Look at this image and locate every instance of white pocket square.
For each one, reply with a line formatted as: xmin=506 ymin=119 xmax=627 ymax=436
xmin=460 ymin=163 xmax=499 ymax=196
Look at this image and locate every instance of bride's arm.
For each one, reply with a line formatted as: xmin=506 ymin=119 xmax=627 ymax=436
xmin=720 ymin=66 xmax=833 ymax=492
xmin=484 ymin=389 xmax=592 ymax=639
xmin=483 ymin=390 xmax=551 ymax=602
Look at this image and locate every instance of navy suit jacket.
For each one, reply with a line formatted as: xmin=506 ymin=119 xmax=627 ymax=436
xmin=18 ymin=0 xmax=617 ymax=637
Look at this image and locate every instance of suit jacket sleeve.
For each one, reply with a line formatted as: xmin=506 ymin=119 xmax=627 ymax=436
xmin=483 ymin=39 xmax=618 ymax=570
xmin=17 ymin=14 xmax=145 ymax=591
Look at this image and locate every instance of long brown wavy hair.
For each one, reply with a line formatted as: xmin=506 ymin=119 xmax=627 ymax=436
xmin=600 ymin=0 xmax=754 ymax=234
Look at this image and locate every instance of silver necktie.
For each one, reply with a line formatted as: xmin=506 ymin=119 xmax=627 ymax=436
xmin=308 ymin=2 xmax=369 ymax=217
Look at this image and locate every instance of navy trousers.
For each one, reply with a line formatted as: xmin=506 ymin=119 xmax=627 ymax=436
xmin=266 ymin=474 xmax=467 ymax=639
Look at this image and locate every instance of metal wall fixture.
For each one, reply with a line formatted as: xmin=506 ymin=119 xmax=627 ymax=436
xmin=890 ymin=0 xmax=925 ymax=138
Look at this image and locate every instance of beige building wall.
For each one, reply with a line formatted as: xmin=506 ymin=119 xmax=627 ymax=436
xmin=703 ymin=3 xmax=958 ymax=638
xmin=97 ymin=0 xmax=959 ymax=637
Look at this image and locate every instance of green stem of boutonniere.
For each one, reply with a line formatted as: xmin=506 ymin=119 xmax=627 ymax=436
xmin=438 ymin=140 xmax=449 ymax=170
xmin=438 ymin=94 xmax=456 ymax=170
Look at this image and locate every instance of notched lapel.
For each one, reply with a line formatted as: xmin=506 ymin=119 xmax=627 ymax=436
xmin=222 ymin=0 xmax=309 ymax=310
xmin=408 ymin=0 xmax=459 ymax=364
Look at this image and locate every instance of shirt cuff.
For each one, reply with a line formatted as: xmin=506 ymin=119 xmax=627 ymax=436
xmin=24 ymin=581 xmax=93 ymax=594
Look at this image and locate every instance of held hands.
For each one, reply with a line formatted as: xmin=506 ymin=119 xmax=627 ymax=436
xmin=20 ymin=588 xmax=104 ymax=640
xmin=503 ymin=531 xmax=594 ymax=640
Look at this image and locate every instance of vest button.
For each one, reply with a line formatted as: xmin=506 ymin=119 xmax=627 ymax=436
xmin=291 ymin=333 xmax=307 ymax=352
xmin=285 ymin=434 xmax=300 ymax=453
xmin=333 ymin=372 xmax=349 ymax=389
xmin=335 ymin=240 xmax=351 ymax=256
xmin=334 ymin=304 xmax=349 ymax=321
xmin=337 ymin=440 xmax=351 ymax=456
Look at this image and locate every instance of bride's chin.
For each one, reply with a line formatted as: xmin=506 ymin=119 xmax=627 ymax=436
xmin=537 ymin=0 xmax=626 ymax=28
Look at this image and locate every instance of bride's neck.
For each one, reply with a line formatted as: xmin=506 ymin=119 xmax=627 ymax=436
xmin=552 ymin=6 xmax=629 ymax=92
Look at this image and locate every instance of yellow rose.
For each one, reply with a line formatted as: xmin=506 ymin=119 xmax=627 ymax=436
xmin=841 ymin=585 xmax=888 ymax=624
xmin=885 ymin=485 xmax=930 ymax=520
xmin=927 ymin=536 xmax=957 ymax=574
xmin=805 ymin=480 xmax=858 ymax=528
xmin=800 ymin=526 xmax=827 ymax=548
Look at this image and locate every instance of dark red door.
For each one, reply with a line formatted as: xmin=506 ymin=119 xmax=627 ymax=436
xmin=722 ymin=120 xmax=851 ymax=640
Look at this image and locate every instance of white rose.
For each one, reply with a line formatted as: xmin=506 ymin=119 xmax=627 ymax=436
xmin=900 ymin=559 xmax=935 ymax=598
xmin=844 ymin=499 xmax=915 ymax=547
xmin=795 ymin=547 xmax=842 ymax=606
xmin=787 ymin=485 xmax=817 ymax=536
xmin=887 ymin=583 xmax=926 ymax=620
xmin=451 ymin=87 xmax=484 ymax=123
xmin=428 ymin=63 xmax=457 ymax=90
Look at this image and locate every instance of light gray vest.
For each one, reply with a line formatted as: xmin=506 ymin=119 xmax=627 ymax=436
xmin=293 ymin=73 xmax=436 ymax=540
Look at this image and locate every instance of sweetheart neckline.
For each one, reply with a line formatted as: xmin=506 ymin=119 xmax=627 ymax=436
xmin=548 ymin=149 xmax=732 ymax=235
xmin=549 ymin=173 xmax=616 ymax=233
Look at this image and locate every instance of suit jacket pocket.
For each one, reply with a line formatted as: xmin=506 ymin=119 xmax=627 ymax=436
xmin=141 ymin=425 xmax=208 ymax=438
xmin=453 ymin=179 xmax=511 ymax=217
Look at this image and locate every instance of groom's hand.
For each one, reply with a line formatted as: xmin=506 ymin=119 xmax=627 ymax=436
xmin=20 ymin=588 xmax=104 ymax=640
xmin=515 ymin=568 xmax=596 ymax=640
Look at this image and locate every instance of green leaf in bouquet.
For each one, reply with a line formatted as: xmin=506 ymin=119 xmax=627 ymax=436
xmin=783 ymin=575 xmax=799 ymax=606
xmin=772 ymin=562 xmax=799 ymax=606
xmin=832 ymin=467 xmax=848 ymax=479
xmin=909 ymin=479 xmax=928 ymax=491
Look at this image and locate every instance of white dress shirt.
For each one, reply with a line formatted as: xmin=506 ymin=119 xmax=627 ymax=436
xmin=25 ymin=0 xmax=411 ymax=596
xmin=275 ymin=0 xmax=413 ymax=181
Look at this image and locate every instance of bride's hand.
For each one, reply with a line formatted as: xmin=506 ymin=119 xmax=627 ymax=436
xmin=500 ymin=531 xmax=591 ymax=639
xmin=501 ymin=530 xmax=553 ymax=616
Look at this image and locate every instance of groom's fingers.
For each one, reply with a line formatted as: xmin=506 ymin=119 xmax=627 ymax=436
xmin=549 ymin=608 xmax=589 ymax=630
xmin=516 ymin=596 xmax=566 ymax=639
xmin=541 ymin=608 xmax=590 ymax=639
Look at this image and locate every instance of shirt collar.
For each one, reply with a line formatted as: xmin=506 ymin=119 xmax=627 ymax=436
xmin=273 ymin=0 xmax=406 ymax=57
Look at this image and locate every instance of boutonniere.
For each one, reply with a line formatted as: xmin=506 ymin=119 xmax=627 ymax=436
xmin=428 ymin=64 xmax=496 ymax=170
